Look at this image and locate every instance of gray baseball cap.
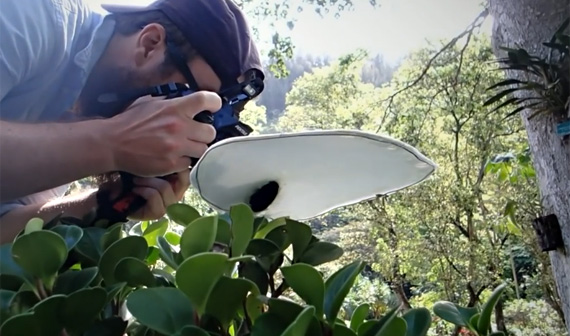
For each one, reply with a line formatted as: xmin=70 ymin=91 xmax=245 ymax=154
xmin=102 ymin=0 xmax=264 ymax=88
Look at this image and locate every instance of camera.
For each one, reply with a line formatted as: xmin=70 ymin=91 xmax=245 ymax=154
xmin=95 ymin=68 xmax=265 ymax=223
xmin=148 ymin=68 xmax=265 ymax=149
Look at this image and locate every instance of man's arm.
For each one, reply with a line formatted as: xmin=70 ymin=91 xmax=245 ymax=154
xmin=0 ymin=171 xmax=191 ymax=245
xmin=0 ymin=0 xmax=113 ymax=200
xmin=0 ymin=119 xmax=115 ymax=201
xmin=0 ymin=189 xmax=98 ymax=245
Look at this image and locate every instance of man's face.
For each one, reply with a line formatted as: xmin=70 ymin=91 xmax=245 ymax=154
xmin=77 ymin=23 xmax=223 ymax=118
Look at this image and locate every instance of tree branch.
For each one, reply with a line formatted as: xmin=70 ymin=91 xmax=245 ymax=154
xmin=377 ymin=8 xmax=489 ymax=113
xmin=450 ymin=216 xmax=470 ymax=238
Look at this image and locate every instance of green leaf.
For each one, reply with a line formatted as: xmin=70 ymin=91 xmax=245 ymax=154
xmin=115 ymin=257 xmax=156 ymax=287
xmin=53 ymin=266 xmax=99 ymax=295
xmin=165 ymin=231 xmax=181 ymax=246
xmin=31 ymin=294 xmax=66 ymax=335
xmin=253 ymin=217 xmax=269 ymax=233
xmin=489 ymin=332 xmax=506 ymax=336
xmin=146 ymin=246 xmax=161 ymax=265
xmin=157 ymin=236 xmax=179 ymax=270
xmin=50 ymin=224 xmax=84 ymax=251
xmin=175 ymin=252 xmax=229 ymax=315
xmin=0 ymin=274 xmax=24 ymax=291
xmin=143 ymin=218 xmax=169 ymax=247
xmin=167 ymin=203 xmax=201 ymax=226
xmin=83 ymin=317 xmax=128 ymax=336
xmin=24 ymin=218 xmax=43 ymax=235
xmin=477 ymin=283 xmax=507 ymax=334
xmin=403 ymin=308 xmax=431 ymax=336
xmin=285 ymin=219 xmax=312 ymax=262
xmin=469 ymin=313 xmax=480 ymax=333
xmin=378 ymin=316 xmax=407 ymax=336
xmin=281 ymin=263 xmax=325 ymax=317
xmin=126 ymin=287 xmax=195 ymax=335
xmin=245 ymin=293 xmax=264 ymax=321
xmin=75 ymin=227 xmax=107 ymax=263
xmin=483 ymin=87 xmax=521 ymax=107
xmin=98 ymin=236 xmax=148 ymax=285
xmin=230 ymin=203 xmax=255 ymax=257
xmin=61 ymin=287 xmax=108 ymax=335
xmin=180 ymin=215 xmax=218 ymax=259
xmin=153 ymin=268 xmax=176 ymax=286
xmin=334 ymin=323 xmax=358 ymax=336
xmin=489 ymin=97 xmax=520 ymax=113
xmin=265 ymin=226 xmax=291 ymax=252
xmin=11 ymin=230 xmax=67 ymax=287
xmin=245 ymin=238 xmax=282 ymax=272
xmin=265 ymin=297 xmax=323 ymax=335
xmin=0 ymin=244 xmax=30 ymax=282
xmin=205 ymin=276 xmax=256 ymax=329
xmin=361 ymin=306 xmax=401 ymax=336
xmin=486 ymin=78 xmax=526 ymax=91
xmin=215 ymin=218 xmax=232 ymax=246
xmin=239 ymin=260 xmax=269 ymax=295
xmin=432 ymin=301 xmax=478 ymax=326
xmin=250 ymin=313 xmax=289 ymax=336
xmin=280 ymin=306 xmax=315 ymax=336
xmin=105 ymin=282 xmax=127 ymax=304
xmin=299 ymin=241 xmax=343 ymax=267
xmin=267 ymin=298 xmax=304 ymax=321
xmin=8 ymin=291 xmax=39 ymax=315
xmin=175 ymin=325 xmax=211 ymax=336
xmin=0 ymin=289 xmax=16 ymax=310
xmin=324 ymin=260 xmax=365 ymax=324
xmin=0 ymin=289 xmax=16 ymax=323
xmin=254 ymin=217 xmax=286 ymax=239
xmin=101 ymin=223 xmax=124 ymax=251
xmin=350 ymin=303 xmax=370 ymax=331
xmin=0 ymin=313 xmax=41 ymax=336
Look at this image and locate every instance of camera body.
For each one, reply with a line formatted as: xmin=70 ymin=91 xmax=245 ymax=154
xmin=149 ymin=68 xmax=265 ymax=146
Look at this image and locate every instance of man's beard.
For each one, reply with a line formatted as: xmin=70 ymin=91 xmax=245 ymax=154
xmin=74 ymin=64 xmax=149 ymax=120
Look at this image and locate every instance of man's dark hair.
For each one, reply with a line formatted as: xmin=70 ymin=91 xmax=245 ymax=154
xmin=111 ymin=10 xmax=199 ymax=73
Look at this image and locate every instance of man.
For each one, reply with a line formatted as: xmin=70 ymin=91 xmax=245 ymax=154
xmin=0 ymin=0 xmax=264 ymax=243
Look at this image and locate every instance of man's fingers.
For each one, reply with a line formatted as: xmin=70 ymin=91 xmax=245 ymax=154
xmin=172 ymin=170 xmax=191 ymax=199
xmin=172 ymin=91 xmax=223 ymax=118
xmin=133 ymin=177 xmax=177 ymax=208
xmin=172 ymin=156 xmax=193 ymax=173
xmin=178 ymin=141 xmax=209 ymax=162
xmin=132 ymin=187 xmax=165 ymax=218
xmin=185 ymin=123 xmax=216 ymax=144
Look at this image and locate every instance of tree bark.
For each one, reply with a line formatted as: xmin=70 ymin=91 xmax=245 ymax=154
xmin=494 ymin=298 xmax=507 ymax=333
xmin=488 ymin=0 xmax=570 ymax=331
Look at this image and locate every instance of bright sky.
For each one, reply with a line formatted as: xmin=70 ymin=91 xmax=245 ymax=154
xmin=88 ymin=0 xmax=492 ymax=65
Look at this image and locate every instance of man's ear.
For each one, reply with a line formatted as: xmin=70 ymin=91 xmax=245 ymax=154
xmin=133 ymin=23 xmax=167 ymax=68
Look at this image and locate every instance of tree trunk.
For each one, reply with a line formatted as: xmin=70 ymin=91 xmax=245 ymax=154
xmin=488 ymin=0 xmax=570 ymax=331
xmin=494 ymin=298 xmax=507 ymax=333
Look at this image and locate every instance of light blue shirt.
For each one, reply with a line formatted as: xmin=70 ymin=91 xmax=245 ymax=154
xmin=0 ymin=0 xmax=115 ymax=216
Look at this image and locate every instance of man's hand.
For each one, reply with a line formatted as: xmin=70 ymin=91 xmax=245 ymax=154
xmin=105 ymin=170 xmax=190 ymax=221
xmin=103 ymin=91 xmax=222 ymax=178
xmin=129 ymin=169 xmax=190 ymax=220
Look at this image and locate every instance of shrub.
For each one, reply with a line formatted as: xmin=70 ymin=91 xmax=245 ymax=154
xmin=0 ymin=203 xmax=509 ymax=336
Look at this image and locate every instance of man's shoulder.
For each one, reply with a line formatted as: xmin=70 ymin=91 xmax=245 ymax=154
xmin=1 ymin=0 xmax=100 ymax=40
